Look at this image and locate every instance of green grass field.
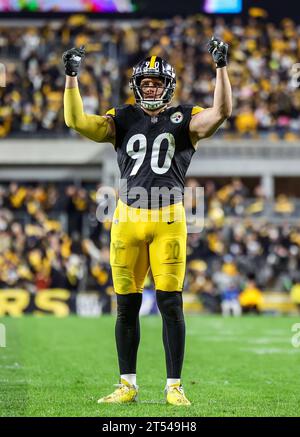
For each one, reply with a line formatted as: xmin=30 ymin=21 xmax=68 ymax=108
xmin=0 ymin=315 xmax=300 ymax=417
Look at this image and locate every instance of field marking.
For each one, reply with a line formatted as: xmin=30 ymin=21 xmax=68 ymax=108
xmin=139 ymin=400 xmax=166 ymax=404
xmin=190 ymin=335 xmax=290 ymax=344
xmin=0 ymin=362 xmax=22 ymax=369
xmin=240 ymin=347 xmax=300 ymax=355
xmin=248 ymin=338 xmax=290 ymax=344
xmin=264 ymin=329 xmax=288 ymax=335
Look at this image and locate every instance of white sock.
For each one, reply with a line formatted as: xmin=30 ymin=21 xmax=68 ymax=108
xmin=121 ymin=374 xmax=136 ymax=386
xmin=167 ymin=378 xmax=181 ymax=387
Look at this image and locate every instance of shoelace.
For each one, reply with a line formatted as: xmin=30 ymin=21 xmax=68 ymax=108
xmin=167 ymin=385 xmax=185 ymax=396
xmin=173 ymin=386 xmax=184 ymax=394
xmin=108 ymin=383 xmax=137 ymax=399
xmin=111 ymin=384 xmax=129 ymax=393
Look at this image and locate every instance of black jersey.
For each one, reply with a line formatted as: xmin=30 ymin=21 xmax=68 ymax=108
xmin=106 ymin=104 xmax=203 ymax=209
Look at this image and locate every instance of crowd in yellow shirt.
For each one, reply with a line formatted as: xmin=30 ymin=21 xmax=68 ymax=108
xmin=0 ymin=179 xmax=299 ymax=315
xmin=1 ymin=14 xmax=300 ymax=139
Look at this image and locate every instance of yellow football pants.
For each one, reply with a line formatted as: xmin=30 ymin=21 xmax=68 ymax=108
xmin=110 ymin=200 xmax=187 ymax=294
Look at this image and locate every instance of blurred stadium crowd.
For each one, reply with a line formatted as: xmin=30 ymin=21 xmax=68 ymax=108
xmin=1 ymin=13 xmax=300 ymax=139
xmin=1 ymin=179 xmax=300 ymax=313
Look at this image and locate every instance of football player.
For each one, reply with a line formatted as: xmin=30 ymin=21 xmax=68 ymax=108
xmin=63 ymin=37 xmax=232 ymax=406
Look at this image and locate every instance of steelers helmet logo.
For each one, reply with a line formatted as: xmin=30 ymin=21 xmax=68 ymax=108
xmin=170 ymin=112 xmax=183 ymax=124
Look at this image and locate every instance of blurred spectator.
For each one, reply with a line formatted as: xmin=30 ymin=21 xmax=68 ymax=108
xmin=220 ymin=281 xmax=241 ymax=317
xmin=290 ymin=282 xmax=300 ymax=314
xmin=1 ymin=179 xmax=300 ymax=299
xmin=235 ymin=104 xmax=258 ymax=138
xmin=239 ymin=275 xmax=263 ymax=314
xmin=1 ymin=14 xmax=300 ymax=139
xmin=187 ymin=259 xmax=219 ymax=313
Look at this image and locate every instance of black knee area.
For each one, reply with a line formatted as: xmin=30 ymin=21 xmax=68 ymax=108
xmin=156 ymin=291 xmax=184 ymax=322
xmin=116 ymin=293 xmax=142 ymax=325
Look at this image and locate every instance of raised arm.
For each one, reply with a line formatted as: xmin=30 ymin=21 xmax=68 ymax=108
xmin=63 ymin=47 xmax=115 ymax=144
xmin=189 ymin=37 xmax=232 ymax=146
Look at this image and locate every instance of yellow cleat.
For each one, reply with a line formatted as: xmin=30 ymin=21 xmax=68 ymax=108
xmin=165 ymin=383 xmax=191 ymax=406
xmin=97 ymin=379 xmax=138 ymax=404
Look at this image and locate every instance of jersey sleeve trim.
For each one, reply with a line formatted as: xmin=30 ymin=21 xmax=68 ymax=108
xmin=106 ymin=108 xmax=116 ymax=116
xmin=191 ymin=106 xmax=204 ymax=116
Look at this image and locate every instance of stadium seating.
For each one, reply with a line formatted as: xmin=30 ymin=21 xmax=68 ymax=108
xmin=1 ymin=14 xmax=300 ymax=139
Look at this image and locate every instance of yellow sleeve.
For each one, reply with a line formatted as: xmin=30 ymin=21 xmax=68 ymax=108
xmin=191 ymin=106 xmax=204 ymax=116
xmin=105 ymin=108 xmax=116 ymax=116
xmin=64 ymin=87 xmax=113 ymax=143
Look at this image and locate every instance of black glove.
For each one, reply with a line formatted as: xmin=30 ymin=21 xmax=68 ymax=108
xmin=207 ymin=36 xmax=228 ymax=68
xmin=62 ymin=46 xmax=85 ymax=77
